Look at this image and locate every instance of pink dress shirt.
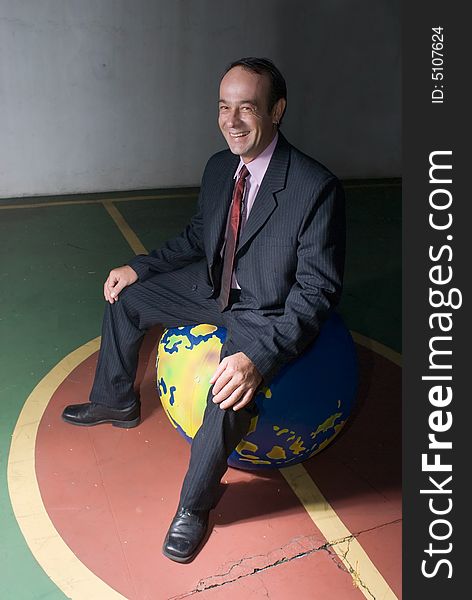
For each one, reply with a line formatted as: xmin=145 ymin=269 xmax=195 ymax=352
xmin=224 ymin=133 xmax=279 ymax=289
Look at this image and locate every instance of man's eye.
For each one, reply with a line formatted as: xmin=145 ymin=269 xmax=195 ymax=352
xmin=219 ymin=106 xmax=228 ymax=111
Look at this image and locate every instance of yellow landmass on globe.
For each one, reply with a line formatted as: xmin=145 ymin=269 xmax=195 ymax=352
xmin=266 ymin=445 xmax=287 ymax=460
xmin=236 ymin=440 xmax=271 ymax=464
xmin=189 ymin=324 xmax=218 ymax=337
xmin=258 ymin=386 xmax=272 ymax=399
xmin=310 ymin=412 xmax=343 ymax=439
xmin=160 ymin=333 xmax=183 ymax=352
xmin=247 ymin=415 xmax=259 ymax=435
xmin=308 ymin=420 xmax=346 ymax=458
xmin=289 ymin=436 xmax=307 ymax=455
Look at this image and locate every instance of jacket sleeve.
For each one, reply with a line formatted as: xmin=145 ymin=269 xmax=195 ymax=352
xmin=128 ymin=182 xmax=206 ymax=282
xmin=239 ymin=177 xmax=346 ymax=383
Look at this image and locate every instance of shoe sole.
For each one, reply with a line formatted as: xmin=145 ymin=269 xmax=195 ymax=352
xmin=161 ymin=527 xmax=209 ymax=564
xmin=161 ymin=544 xmax=199 ymax=564
xmin=61 ymin=415 xmax=140 ymax=429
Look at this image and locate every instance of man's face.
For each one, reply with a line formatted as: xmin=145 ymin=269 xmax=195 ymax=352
xmin=218 ymin=66 xmax=285 ymax=163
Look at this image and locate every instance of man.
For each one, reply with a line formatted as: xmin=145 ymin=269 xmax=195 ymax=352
xmin=62 ymin=57 xmax=345 ymax=563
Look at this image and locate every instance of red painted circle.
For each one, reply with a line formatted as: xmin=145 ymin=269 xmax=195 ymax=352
xmin=35 ymin=332 xmax=401 ymax=599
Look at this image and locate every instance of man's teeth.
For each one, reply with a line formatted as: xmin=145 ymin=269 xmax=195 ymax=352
xmin=231 ymin=132 xmax=249 ymax=138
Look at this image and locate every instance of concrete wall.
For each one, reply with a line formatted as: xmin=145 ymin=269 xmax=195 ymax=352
xmin=0 ymin=0 xmax=400 ymax=198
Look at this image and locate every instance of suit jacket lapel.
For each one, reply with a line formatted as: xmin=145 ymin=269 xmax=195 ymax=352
xmin=236 ymin=135 xmax=290 ymax=252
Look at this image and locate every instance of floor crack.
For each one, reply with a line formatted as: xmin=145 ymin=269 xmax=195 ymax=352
xmin=168 ymin=536 xmax=334 ymax=599
xmin=168 ymin=520 xmax=401 ymax=599
xmin=334 ymin=535 xmax=376 ymax=600
xmin=326 ymin=518 xmax=402 ymax=600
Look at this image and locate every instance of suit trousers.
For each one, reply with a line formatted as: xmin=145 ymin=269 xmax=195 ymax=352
xmin=89 ymin=261 xmax=257 ymax=510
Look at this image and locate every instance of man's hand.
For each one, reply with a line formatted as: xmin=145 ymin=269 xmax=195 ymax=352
xmin=209 ymin=352 xmax=262 ymax=411
xmin=104 ymin=265 xmax=138 ymax=303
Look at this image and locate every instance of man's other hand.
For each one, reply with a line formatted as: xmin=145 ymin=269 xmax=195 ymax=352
xmin=104 ymin=266 xmax=138 ymax=303
xmin=209 ymin=352 xmax=262 ymax=411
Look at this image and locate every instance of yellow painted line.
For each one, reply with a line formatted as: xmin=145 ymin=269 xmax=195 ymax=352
xmin=0 ymin=180 xmax=399 ymax=211
xmin=7 ymin=338 xmax=128 ymax=600
xmin=351 ymin=331 xmax=402 ymax=367
xmin=0 ymin=192 xmax=197 ymax=211
xmin=281 ymin=464 xmax=398 ymax=600
xmin=102 ymin=200 xmax=148 ymax=255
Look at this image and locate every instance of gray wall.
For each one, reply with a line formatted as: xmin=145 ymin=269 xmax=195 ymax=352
xmin=0 ymin=0 xmax=400 ymax=198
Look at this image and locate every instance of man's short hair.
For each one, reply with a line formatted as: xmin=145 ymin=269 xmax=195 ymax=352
xmin=224 ymin=57 xmax=287 ymax=126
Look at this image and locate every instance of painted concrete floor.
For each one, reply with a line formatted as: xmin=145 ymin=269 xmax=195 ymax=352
xmin=0 ymin=181 xmax=401 ymax=599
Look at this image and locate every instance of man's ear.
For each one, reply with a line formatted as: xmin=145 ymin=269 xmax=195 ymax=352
xmin=272 ymin=98 xmax=287 ymax=125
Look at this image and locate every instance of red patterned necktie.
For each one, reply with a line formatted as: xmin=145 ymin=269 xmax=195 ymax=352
xmin=217 ymin=165 xmax=250 ymax=310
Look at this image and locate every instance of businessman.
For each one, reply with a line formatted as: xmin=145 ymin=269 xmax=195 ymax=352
xmin=62 ymin=57 xmax=345 ymax=562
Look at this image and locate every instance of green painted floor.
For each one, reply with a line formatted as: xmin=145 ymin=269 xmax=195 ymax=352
xmin=0 ymin=181 xmax=400 ymax=599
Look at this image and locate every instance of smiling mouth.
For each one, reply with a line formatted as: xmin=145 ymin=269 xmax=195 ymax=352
xmin=229 ymin=132 xmax=250 ymax=139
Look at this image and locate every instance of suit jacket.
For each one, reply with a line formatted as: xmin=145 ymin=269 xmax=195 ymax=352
xmin=129 ymin=133 xmax=346 ymax=383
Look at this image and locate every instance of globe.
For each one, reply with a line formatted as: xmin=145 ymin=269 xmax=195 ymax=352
xmin=156 ymin=314 xmax=358 ymax=470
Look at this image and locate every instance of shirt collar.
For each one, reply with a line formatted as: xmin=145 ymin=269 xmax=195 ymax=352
xmin=234 ymin=133 xmax=279 ymax=185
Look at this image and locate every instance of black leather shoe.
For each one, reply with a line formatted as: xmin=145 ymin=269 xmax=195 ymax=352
xmin=61 ymin=401 xmax=140 ymax=428
xmin=162 ymin=507 xmax=210 ymax=563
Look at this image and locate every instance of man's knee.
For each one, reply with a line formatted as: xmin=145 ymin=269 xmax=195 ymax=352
xmin=107 ymin=283 xmax=144 ymax=326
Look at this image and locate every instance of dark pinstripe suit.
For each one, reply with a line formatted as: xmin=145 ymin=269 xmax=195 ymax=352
xmin=90 ymin=133 xmax=345 ymax=509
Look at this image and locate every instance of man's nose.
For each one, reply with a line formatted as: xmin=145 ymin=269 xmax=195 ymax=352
xmin=226 ymin=109 xmax=241 ymax=127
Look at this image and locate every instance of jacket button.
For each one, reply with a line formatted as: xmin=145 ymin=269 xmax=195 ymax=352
xmin=191 ymin=284 xmax=197 ymax=291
